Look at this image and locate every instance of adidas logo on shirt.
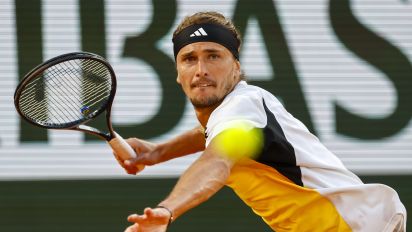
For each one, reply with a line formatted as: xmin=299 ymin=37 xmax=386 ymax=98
xmin=190 ymin=27 xmax=208 ymax=37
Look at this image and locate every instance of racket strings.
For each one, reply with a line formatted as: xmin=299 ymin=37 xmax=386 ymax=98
xmin=20 ymin=68 xmax=107 ymax=109
xmin=25 ymin=80 xmax=110 ymax=123
xmin=20 ymin=76 xmax=80 ymax=123
xmin=20 ymin=64 xmax=83 ymax=119
xmin=20 ymin=76 xmax=110 ymax=123
xmin=21 ymin=80 xmax=110 ymax=123
xmin=36 ymin=66 xmax=83 ymax=122
xmin=44 ymin=61 xmax=109 ymax=110
xmin=18 ymin=58 xmax=112 ymax=126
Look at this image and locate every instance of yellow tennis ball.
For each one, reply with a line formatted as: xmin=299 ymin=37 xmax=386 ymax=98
xmin=215 ymin=122 xmax=264 ymax=160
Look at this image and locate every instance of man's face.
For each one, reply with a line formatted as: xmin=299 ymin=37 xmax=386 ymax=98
xmin=176 ymin=42 xmax=241 ymax=109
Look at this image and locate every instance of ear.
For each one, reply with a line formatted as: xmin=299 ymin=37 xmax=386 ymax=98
xmin=176 ymin=75 xmax=181 ymax=84
xmin=234 ymin=60 xmax=241 ymax=78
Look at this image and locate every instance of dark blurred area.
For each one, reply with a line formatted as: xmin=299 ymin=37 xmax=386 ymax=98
xmin=0 ymin=176 xmax=410 ymax=232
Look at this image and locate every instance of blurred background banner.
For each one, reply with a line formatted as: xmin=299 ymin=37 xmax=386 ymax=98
xmin=0 ymin=0 xmax=411 ymax=231
xmin=2 ymin=0 xmax=411 ymax=179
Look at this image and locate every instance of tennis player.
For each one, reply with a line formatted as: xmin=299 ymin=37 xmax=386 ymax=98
xmin=120 ymin=11 xmax=407 ymax=232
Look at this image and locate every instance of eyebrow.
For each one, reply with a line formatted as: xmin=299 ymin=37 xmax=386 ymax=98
xmin=180 ymin=51 xmax=195 ymax=60
xmin=180 ymin=48 xmax=224 ymax=59
xmin=203 ymin=48 xmax=222 ymax=54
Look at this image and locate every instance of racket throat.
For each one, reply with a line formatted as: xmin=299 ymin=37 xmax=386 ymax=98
xmin=76 ymin=125 xmax=111 ymax=141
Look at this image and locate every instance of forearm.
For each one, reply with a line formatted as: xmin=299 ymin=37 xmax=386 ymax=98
xmin=155 ymin=125 xmax=206 ymax=163
xmin=157 ymin=149 xmax=233 ymax=220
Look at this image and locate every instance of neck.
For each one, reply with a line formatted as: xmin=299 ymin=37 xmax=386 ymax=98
xmin=195 ymin=79 xmax=241 ymax=128
xmin=195 ymin=104 xmax=219 ymax=128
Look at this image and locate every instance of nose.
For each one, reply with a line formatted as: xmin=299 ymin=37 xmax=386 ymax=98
xmin=195 ymin=59 xmax=208 ymax=78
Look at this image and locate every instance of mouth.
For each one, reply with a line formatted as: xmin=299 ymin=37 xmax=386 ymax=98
xmin=191 ymin=82 xmax=215 ymax=89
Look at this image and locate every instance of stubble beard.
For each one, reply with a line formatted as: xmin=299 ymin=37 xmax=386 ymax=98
xmin=190 ymin=94 xmax=222 ymax=109
xmin=190 ymin=82 xmax=234 ymax=109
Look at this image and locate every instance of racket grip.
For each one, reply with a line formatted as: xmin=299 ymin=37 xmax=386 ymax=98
xmin=108 ymin=132 xmax=145 ymax=172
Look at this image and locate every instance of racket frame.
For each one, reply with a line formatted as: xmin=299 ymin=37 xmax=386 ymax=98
xmin=14 ymin=52 xmax=117 ymax=141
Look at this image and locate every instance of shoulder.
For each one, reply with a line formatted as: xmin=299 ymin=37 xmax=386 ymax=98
xmin=222 ymin=81 xmax=265 ymax=108
xmin=205 ymin=81 xmax=267 ymax=145
xmin=211 ymin=81 xmax=264 ymax=120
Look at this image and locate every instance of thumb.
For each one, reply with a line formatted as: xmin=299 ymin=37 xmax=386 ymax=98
xmin=124 ymin=156 xmax=142 ymax=167
xmin=124 ymin=157 xmax=146 ymax=174
xmin=125 ymin=151 xmax=151 ymax=165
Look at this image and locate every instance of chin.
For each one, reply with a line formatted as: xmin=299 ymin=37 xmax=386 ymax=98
xmin=190 ymin=96 xmax=222 ymax=109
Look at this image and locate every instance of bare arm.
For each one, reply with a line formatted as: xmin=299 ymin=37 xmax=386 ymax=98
xmin=126 ymin=137 xmax=236 ymax=231
xmin=122 ymin=125 xmax=206 ymax=173
xmin=157 ymin=141 xmax=234 ymax=220
xmin=154 ymin=125 xmax=206 ymax=163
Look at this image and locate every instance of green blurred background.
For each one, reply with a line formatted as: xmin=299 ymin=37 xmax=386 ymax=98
xmin=1 ymin=0 xmax=411 ymax=231
xmin=0 ymin=176 xmax=410 ymax=231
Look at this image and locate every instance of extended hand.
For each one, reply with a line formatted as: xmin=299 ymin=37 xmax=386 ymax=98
xmin=125 ymin=207 xmax=171 ymax=232
xmin=114 ymin=138 xmax=158 ymax=175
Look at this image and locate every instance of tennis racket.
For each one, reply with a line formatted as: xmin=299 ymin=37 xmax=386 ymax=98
xmin=14 ymin=52 xmax=144 ymax=173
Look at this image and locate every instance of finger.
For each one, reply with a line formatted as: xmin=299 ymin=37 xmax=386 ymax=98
xmin=123 ymin=164 xmax=139 ymax=175
xmin=144 ymin=207 xmax=155 ymax=217
xmin=125 ymin=138 xmax=142 ymax=153
xmin=127 ymin=214 xmax=142 ymax=223
xmin=124 ymin=159 xmax=137 ymax=167
xmin=126 ymin=169 xmax=138 ymax=175
xmin=124 ymin=153 xmax=146 ymax=166
xmin=123 ymin=160 xmax=140 ymax=173
xmin=124 ymin=159 xmax=146 ymax=174
xmin=130 ymin=210 xmax=159 ymax=224
xmin=113 ymin=154 xmax=136 ymax=174
xmin=125 ymin=137 xmax=138 ymax=145
xmin=112 ymin=144 xmax=141 ymax=175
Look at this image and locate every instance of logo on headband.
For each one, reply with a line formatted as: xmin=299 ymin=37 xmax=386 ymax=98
xmin=190 ymin=27 xmax=208 ymax=37
xmin=173 ymin=23 xmax=240 ymax=60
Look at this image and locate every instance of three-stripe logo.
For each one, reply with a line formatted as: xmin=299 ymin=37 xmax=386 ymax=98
xmin=190 ymin=27 xmax=208 ymax=37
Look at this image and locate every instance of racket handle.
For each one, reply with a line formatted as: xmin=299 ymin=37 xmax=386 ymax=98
xmin=108 ymin=132 xmax=145 ymax=172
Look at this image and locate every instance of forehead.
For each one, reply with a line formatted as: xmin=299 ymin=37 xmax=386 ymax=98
xmin=177 ymin=42 xmax=230 ymax=57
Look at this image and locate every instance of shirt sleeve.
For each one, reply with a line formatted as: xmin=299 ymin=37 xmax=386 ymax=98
xmin=205 ymin=89 xmax=267 ymax=147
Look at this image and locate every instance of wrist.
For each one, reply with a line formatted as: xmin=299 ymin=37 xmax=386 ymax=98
xmin=156 ymin=205 xmax=174 ymax=226
xmin=153 ymin=143 xmax=167 ymax=163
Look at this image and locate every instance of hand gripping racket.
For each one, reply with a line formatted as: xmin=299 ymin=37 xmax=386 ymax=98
xmin=14 ymin=52 xmax=144 ymax=173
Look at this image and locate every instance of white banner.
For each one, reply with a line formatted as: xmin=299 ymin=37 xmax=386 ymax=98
xmin=0 ymin=0 xmax=411 ymax=179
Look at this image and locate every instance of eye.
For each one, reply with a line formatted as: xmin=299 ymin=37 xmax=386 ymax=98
xmin=209 ymin=54 xmax=220 ymax=60
xmin=183 ymin=56 xmax=196 ymax=63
